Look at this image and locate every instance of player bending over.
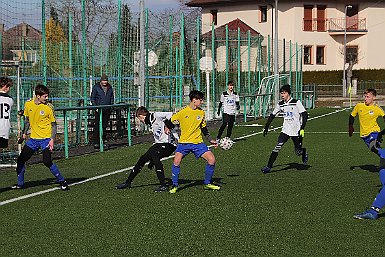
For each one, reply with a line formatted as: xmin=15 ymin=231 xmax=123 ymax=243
xmin=261 ymin=84 xmax=308 ymax=173
xmin=349 ymin=88 xmax=385 ymax=156
xmin=168 ymin=90 xmax=220 ymax=193
xmin=116 ymin=106 xmax=179 ymax=192
xmin=13 ymin=84 xmax=69 ymax=190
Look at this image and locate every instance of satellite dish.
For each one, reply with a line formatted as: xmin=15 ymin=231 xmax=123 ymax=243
xmin=147 ymin=50 xmax=158 ymax=67
xmin=199 ymin=57 xmax=216 ymax=71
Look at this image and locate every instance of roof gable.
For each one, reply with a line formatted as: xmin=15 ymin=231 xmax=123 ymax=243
xmin=202 ymin=18 xmax=260 ymax=38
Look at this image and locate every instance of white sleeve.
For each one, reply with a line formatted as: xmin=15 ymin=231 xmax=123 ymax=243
xmin=236 ymin=94 xmax=240 ymax=102
xmin=296 ymin=100 xmax=306 ymax=113
xmin=154 ymin=112 xmax=173 ymax=120
xmin=220 ymin=93 xmax=224 ymax=103
xmin=272 ymin=103 xmax=281 ymax=115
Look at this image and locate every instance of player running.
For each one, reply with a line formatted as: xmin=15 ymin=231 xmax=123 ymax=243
xmin=115 ymin=106 xmax=179 ymax=192
xmin=12 ymin=84 xmax=69 ymax=190
xmin=349 ymin=88 xmax=385 ymax=156
xmin=168 ymin=90 xmax=220 ymax=193
xmin=261 ymin=84 xmax=308 ymax=173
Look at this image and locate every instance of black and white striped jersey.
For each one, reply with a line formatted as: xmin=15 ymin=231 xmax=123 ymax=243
xmin=0 ymin=92 xmax=14 ymax=139
xmin=272 ymin=97 xmax=306 ymax=137
xmin=220 ymin=91 xmax=240 ymax=115
xmin=148 ymin=112 xmax=179 ymax=146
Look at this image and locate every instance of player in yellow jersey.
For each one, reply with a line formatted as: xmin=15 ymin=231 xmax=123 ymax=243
xmin=349 ymin=88 xmax=385 ymax=155
xmin=12 ymin=84 xmax=69 ymax=190
xmin=166 ymin=90 xmax=220 ymax=193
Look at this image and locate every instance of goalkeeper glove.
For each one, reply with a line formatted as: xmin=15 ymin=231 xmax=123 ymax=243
xmin=348 ymin=125 xmax=354 ymax=137
xmin=299 ymin=129 xmax=305 ymax=137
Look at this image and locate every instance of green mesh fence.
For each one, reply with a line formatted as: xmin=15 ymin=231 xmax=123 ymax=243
xmin=0 ymin=0 xmax=304 ymax=160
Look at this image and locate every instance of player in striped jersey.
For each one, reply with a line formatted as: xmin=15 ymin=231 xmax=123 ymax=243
xmin=116 ymin=106 xmax=179 ymax=192
xmin=216 ymin=81 xmax=240 ymax=140
xmin=0 ymin=77 xmax=13 ymax=148
xmin=261 ymin=84 xmax=308 ymax=173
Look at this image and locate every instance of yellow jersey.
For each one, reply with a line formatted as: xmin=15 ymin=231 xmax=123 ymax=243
xmin=171 ymin=105 xmax=206 ymax=144
xmin=24 ymin=99 xmax=56 ymax=139
xmin=351 ymin=102 xmax=385 ymax=137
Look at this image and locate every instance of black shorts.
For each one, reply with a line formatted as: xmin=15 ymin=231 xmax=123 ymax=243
xmin=0 ymin=137 xmax=9 ymax=148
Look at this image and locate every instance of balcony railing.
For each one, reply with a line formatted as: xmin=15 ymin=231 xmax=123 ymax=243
xmin=303 ymin=17 xmax=367 ymax=32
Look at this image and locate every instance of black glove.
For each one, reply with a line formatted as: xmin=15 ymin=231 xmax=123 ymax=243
xmin=263 ymin=127 xmax=268 ymax=137
xmin=377 ymin=133 xmax=383 ymax=143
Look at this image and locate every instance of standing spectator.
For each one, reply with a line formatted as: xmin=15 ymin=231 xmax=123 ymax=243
xmin=216 ymin=81 xmax=240 ymax=140
xmin=261 ymin=84 xmax=308 ymax=173
xmin=0 ymin=77 xmax=13 ymax=148
xmin=90 ymin=74 xmax=114 ymax=149
xmin=12 ymin=84 xmax=69 ymax=190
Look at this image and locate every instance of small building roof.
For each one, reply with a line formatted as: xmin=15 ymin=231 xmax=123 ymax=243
xmin=202 ymin=18 xmax=260 ymax=39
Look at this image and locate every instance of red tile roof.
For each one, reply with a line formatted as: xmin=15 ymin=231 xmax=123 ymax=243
xmin=202 ymin=18 xmax=260 ymax=38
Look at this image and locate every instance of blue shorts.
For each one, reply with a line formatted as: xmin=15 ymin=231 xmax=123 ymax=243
xmin=362 ymin=132 xmax=380 ymax=148
xmin=26 ymin=138 xmax=51 ymax=151
xmin=176 ymin=143 xmax=210 ymax=159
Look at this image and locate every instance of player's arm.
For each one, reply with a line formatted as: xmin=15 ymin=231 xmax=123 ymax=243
xmin=348 ymin=115 xmax=355 ymax=137
xmin=217 ymin=101 xmax=222 ymax=116
xmin=235 ymin=93 xmax=240 ymax=110
xmin=298 ymin=111 xmax=308 ymax=137
xmin=263 ymin=114 xmax=275 ymax=137
xmin=18 ymin=116 xmax=30 ymax=143
xmin=201 ymin=126 xmax=217 ymax=146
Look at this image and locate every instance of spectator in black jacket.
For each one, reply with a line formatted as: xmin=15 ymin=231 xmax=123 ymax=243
xmin=90 ymin=74 xmax=114 ymax=148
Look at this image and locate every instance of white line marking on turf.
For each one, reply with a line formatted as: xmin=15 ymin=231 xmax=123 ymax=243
xmin=0 ymin=108 xmax=349 ymax=206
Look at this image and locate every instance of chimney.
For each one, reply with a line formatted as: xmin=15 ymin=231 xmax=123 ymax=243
xmin=22 ymin=23 xmax=27 ymax=37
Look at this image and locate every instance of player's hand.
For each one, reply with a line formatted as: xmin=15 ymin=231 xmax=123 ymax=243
xmin=210 ymin=139 xmax=218 ymax=148
xmin=164 ymin=126 xmax=170 ymax=135
xmin=17 ymin=134 xmax=26 ymax=144
xmin=348 ymin=125 xmax=354 ymax=137
xmin=299 ymin=129 xmax=305 ymax=137
xmin=48 ymin=139 xmax=54 ymax=152
xmin=263 ymin=127 xmax=268 ymax=137
xmin=377 ymin=133 xmax=383 ymax=143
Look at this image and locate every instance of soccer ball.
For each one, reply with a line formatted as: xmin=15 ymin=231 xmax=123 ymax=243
xmin=219 ymin=137 xmax=234 ymax=150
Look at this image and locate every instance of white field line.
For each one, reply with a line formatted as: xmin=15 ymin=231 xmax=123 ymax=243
xmin=0 ymin=108 xmax=349 ymax=206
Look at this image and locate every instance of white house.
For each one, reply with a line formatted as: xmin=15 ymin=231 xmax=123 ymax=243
xmin=187 ymin=0 xmax=385 ymax=72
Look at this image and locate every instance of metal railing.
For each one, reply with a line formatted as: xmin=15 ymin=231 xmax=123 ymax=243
xmin=303 ymin=17 xmax=367 ymax=32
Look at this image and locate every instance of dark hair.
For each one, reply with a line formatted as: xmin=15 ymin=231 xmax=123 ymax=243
xmin=0 ymin=77 xmax=12 ymax=88
xmin=228 ymin=81 xmax=234 ymax=86
xmin=35 ymin=84 xmax=49 ymax=96
xmin=189 ymin=90 xmax=204 ymax=101
xmin=365 ymin=88 xmax=377 ymax=96
xmin=279 ymin=84 xmax=291 ymax=95
xmin=136 ymin=106 xmax=149 ymax=117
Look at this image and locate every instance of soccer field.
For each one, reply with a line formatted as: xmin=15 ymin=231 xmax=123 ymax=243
xmin=1 ymin=107 xmax=385 ymax=256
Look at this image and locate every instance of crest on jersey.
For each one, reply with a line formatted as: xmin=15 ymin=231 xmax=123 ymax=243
xmin=40 ymin=110 xmax=45 ymax=115
xmin=197 ymin=115 xmax=201 ymax=120
xmin=369 ymin=110 xmax=374 ymax=115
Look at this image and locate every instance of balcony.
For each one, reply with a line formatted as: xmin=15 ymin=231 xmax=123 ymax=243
xmin=303 ymin=17 xmax=367 ymax=34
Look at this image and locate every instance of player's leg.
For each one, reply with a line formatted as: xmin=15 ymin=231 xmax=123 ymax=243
xmin=13 ymin=145 xmax=35 ymax=188
xmin=42 ymin=148 xmax=69 ymax=190
xmin=170 ymin=151 xmax=184 ymax=193
xmin=101 ymin=108 xmax=111 ymax=143
xmin=216 ymin=113 xmax=230 ymax=140
xmin=354 ymin=156 xmax=385 ymax=220
xmin=226 ymin=114 xmax=235 ymax=138
xmin=261 ymin=133 xmax=289 ymax=173
xmin=116 ymin=146 xmax=153 ymax=189
xmin=200 ymin=149 xmax=220 ymax=190
xmin=152 ymin=143 xmax=176 ymax=192
xmin=292 ymin=136 xmax=308 ymax=165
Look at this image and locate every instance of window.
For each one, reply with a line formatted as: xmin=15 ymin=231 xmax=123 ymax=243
xmin=316 ymin=5 xmax=326 ymax=32
xmin=260 ymin=6 xmax=267 ymax=23
xmin=346 ymin=46 xmax=358 ymax=64
xmin=316 ymin=46 xmax=325 ymax=64
xmin=210 ymin=10 xmax=218 ymax=25
xmin=304 ymin=45 xmax=313 ymax=64
xmin=303 ymin=5 xmax=313 ymax=31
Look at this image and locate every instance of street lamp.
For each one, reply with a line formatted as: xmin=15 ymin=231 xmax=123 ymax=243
xmin=342 ymin=5 xmax=352 ymax=97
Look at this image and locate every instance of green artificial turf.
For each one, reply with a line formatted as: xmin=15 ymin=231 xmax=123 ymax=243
xmin=1 ymin=107 xmax=385 ymax=256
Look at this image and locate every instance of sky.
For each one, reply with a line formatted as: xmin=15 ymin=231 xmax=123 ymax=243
xmin=127 ymin=0 xmax=181 ymax=11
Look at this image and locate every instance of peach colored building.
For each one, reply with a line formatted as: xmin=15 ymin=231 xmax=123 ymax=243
xmin=187 ymin=0 xmax=385 ymax=71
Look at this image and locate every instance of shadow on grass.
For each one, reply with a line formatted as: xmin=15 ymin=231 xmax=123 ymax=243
xmin=0 ymin=177 xmax=87 ymax=193
xmin=270 ymin=163 xmax=311 ymax=173
xmin=350 ymin=164 xmax=379 ymax=173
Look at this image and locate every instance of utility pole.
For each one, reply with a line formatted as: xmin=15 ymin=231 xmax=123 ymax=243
xmin=139 ymin=0 xmax=145 ymax=106
xmin=342 ymin=5 xmax=352 ymax=97
xmin=274 ymin=0 xmax=279 ymax=104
